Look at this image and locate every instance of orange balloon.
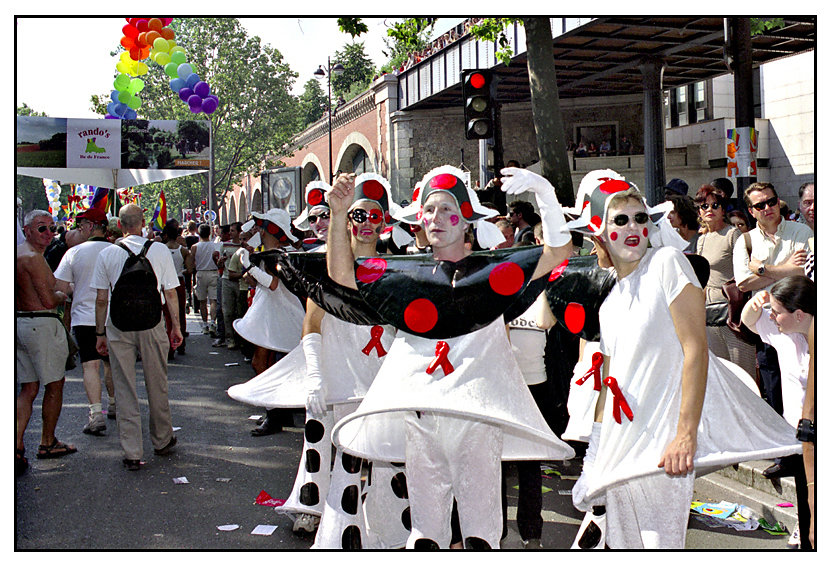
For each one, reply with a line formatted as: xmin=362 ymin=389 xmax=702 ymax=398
xmin=137 ymin=32 xmax=148 ymax=47
xmin=140 ymin=46 xmax=150 ymax=60
xmin=120 ymin=36 xmax=135 ymax=50
xmin=146 ymin=30 xmax=161 ymax=45
xmin=148 ymin=18 xmax=163 ymax=32
xmin=161 ymin=27 xmax=175 ymax=41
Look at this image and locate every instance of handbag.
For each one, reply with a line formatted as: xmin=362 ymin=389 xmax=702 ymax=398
xmin=720 ymin=232 xmax=756 ymax=342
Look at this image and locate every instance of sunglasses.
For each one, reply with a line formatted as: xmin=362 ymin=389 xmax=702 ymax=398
xmin=308 ymin=211 xmax=330 ymax=223
xmin=349 ymin=208 xmax=383 ymax=225
xmin=750 ymin=196 xmax=779 ymax=211
xmin=699 ymin=202 xmax=721 ymax=210
xmin=37 ymin=224 xmax=58 ymax=233
xmin=611 ymin=212 xmax=649 ymax=226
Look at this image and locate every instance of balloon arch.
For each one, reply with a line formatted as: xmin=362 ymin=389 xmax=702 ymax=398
xmin=106 ymin=17 xmax=219 ymax=119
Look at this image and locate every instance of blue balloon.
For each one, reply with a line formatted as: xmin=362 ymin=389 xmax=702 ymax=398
xmin=170 ymin=78 xmax=185 ymax=93
xmin=124 ymin=109 xmax=138 ymax=120
xmin=107 ymin=102 xmax=118 ymax=115
xmin=111 ymin=90 xmax=121 ymax=103
xmin=114 ymin=102 xmax=128 ymax=116
xmin=177 ymin=63 xmax=193 ymax=79
xmin=185 ymin=73 xmax=200 ymax=89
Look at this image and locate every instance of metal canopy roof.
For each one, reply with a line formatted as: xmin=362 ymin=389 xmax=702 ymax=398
xmin=406 ymin=16 xmax=815 ymax=110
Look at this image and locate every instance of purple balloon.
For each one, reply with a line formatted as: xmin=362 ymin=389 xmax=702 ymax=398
xmin=105 ymin=114 xmax=118 ymax=119
xmin=188 ymin=94 xmax=203 ymax=107
xmin=194 ymin=81 xmax=210 ymax=98
xmin=201 ymin=97 xmax=218 ymax=114
xmin=179 ymin=88 xmax=194 ymax=102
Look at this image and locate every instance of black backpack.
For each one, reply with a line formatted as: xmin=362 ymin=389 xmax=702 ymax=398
xmin=110 ymin=240 xmax=162 ymax=332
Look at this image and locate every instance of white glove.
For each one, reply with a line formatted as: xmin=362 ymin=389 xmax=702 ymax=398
xmin=500 ymin=167 xmax=571 ymax=247
xmin=239 ymin=248 xmax=250 ymax=268
xmin=302 ymin=333 xmax=327 ymax=419
xmin=247 ymin=265 xmax=273 ymax=289
xmin=571 ymin=421 xmax=605 ymax=511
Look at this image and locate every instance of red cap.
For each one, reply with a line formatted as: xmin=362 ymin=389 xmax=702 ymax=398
xmin=77 ymin=208 xmax=108 ymax=225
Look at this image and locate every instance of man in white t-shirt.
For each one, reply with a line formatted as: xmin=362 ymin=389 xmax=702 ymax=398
xmin=190 ymin=223 xmax=219 ymax=335
xmin=55 ymin=208 xmax=116 ymax=435
xmin=90 ymin=204 xmax=183 ymax=471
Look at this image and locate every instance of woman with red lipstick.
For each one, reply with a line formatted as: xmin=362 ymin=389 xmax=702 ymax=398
xmin=566 ymin=179 xmax=801 ymax=549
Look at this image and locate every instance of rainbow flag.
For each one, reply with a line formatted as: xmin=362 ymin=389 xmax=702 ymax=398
xmin=151 ymin=190 xmax=167 ymax=232
xmin=89 ymin=187 xmax=110 ymax=213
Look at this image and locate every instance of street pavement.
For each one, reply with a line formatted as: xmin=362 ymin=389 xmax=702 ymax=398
xmin=15 ymin=312 xmax=795 ymax=551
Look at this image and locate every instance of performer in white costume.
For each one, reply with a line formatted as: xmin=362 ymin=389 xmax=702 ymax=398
xmin=326 ymin=166 xmax=575 ymax=549
xmin=565 ymin=178 xmax=801 ymax=549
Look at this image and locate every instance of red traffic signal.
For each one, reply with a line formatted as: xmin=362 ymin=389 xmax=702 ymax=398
xmin=462 ymin=70 xmax=494 ymax=140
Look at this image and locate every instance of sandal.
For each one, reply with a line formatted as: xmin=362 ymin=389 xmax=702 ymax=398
xmin=36 ymin=439 xmax=78 ymax=459
xmin=16 ymin=448 xmax=28 ymax=476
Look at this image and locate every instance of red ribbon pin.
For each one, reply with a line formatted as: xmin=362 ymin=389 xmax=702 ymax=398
xmin=576 ymin=352 xmax=604 ymax=391
xmin=426 ymin=341 xmax=454 ymax=376
xmin=603 ymin=376 xmax=634 ymax=424
xmin=361 ymin=325 xmax=387 ymax=357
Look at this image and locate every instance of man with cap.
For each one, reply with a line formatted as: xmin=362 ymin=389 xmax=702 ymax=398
xmin=662 ymin=177 xmax=689 ymax=200
xmin=55 ymin=208 xmax=117 ymax=435
xmin=234 ymin=208 xmax=305 ymax=436
xmin=326 ymin=165 xmax=576 ymax=548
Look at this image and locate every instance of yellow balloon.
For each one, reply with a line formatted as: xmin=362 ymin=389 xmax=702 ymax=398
xmin=116 ymin=61 xmax=129 ymax=75
xmin=137 ymin=62 xmax=149 ymax=76
xmin=153 ymin=38 xmax=169 ymax=53
xmin=120 ymin=51 xmax=132 ymax=63
xmin=155 ymin=52 xmax=171 ymax=66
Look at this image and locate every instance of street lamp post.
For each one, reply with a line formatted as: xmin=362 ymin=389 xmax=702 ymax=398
xmin=314 ymin=57 xmax=345 ymax=183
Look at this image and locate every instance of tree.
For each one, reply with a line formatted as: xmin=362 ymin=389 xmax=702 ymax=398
xmin=91 ymin=18 xmax=300 ymax=219
xmin=339 ymin=17 xmax=575 ymax=205
xmin=331 ymin=42 xmax=375 ymax=102
xmin=16 ymin=104 xmax=50 ymax=212
xmin=298 ymin=78 xmax=328 ymax=128
xmin=381 ymin=18 xmax=435 ymax=72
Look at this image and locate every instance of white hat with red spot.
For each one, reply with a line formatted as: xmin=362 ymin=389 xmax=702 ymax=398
xmin=293 ymin=180 xmax=331 ymax=231
xmin=395 ymin=165 xmax=505 ymax=249
xmin=350 ymin=173 xmax=413 ymax=247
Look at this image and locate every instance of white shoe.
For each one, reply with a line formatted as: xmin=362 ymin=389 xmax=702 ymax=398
xmin=202 ymin=323 xmax=211 ymax=335
xmin=787 ymin=524 xmax=800 ymax=548
xmin=292 ymin=513 xmax=320 ymax=534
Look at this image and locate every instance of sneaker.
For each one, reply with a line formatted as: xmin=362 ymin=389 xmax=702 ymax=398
xmin=787 ymin=524 xmax=800 ymax=549
xmin=292 ymin=513 xmax=320 ymax=534
xmin=209 ymin=323 xmax=217 ymax=337
xmin=202 ymin=324 xmax=211 ymax=335
xmin=83 ymin=413 xmax=106 ymax=436
xmin=522 ymin=538 xmax=543 ymax=549
xmin=212 ymin=338 xmax=226 ymax=347
xmin=227 ymin=339 xmax=239 ymax=350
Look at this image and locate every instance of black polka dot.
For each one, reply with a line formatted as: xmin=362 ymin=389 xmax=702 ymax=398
xmin=341 ymin=525 xmax=362 ymax=549
xmin=305 ymin=419 xmax=325 ymax=443
xmin=390 ymin=472 xmax=408 ymax=499
xmin=464 ymin=536 xmax=491 ymax=550
xmin=341 ymin=453 xmax=362 ymax=474
xmin=401 ymin=506 xmax=411 ymax=531
xmin=413 ymin=538 xmax=439 ymax=550
xmin=305 ymin=449 xmax=321 ymax=473
xmin=391 ymin=462 xmax=405 ymax=468
xmin=299 ymin=482 xmax=319 ymax=506
xmin=341 ymin=485 xmax=359 ymax=514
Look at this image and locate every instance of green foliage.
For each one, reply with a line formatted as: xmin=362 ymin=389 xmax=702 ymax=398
xmin=90 ymin=18 xmax=300 ymax=218
xmin=750 ymin=18 xmax=786 ymax=36
xmin=16 ymin=104 xmax=53 ymax=211
xmin=16 ymin=103 xmax=47 ymax=117
xmin=337 ymin=18 xmax=368 ymax=38
xmin=382 ymin=18 xmax=435 ymax=67
xmin=298 ymin=78 xmax=328 ymax=128
xmin=469 ymin=18 xmax=521 ymax=66
xmin=331 ymin=42 xmax=375 ymax=101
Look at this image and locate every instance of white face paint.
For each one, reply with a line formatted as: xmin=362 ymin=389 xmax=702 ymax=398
xmin=308 ymin=205 xmax=330 ymax=241
xmin=602 ymin=198 xmax=650 ymax=268
xmin=421 ymin=191 xmax=468 ymax=258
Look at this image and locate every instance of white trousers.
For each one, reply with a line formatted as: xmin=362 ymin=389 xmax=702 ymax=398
xmin=404 ymin=412 xmax=503 ymax=549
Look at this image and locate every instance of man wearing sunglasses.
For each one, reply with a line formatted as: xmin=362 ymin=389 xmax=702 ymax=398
xmin=733 ymin=182 xmax=813 ymax=479
xmin=16 ymin=210 xmax=76 ymax=475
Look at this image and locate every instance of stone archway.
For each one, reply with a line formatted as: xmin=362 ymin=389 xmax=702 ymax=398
xmin=228 ymin=198 xmax=237 ymax=225
xmin=301 ymin=154 xmax=325 ymax=188
xmin=238 ymin=192 xmax=248 ymax=222
xmin=251 ymin=188 xmax=262 ymax=213
xmin=335 ymin=132 xmax=376 ymax=175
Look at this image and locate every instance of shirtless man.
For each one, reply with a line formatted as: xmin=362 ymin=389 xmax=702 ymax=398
xmin=16 ymin=210 xmax=77 ymax=475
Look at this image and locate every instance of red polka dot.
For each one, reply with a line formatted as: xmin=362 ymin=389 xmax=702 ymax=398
xmin=412 ymin=186 xmax=420 ymax=202
xmin=307 ymin=189 xmax=324 ymax=206
xmin=549 ymin=259 xmax=569 ymax=282
xmin=361 ymin=179 xmax=385 ymax=201
xmin=610 ymin=231 xmax=618 ymax=241
xmin=599 ymin=179 xmax=630 ymax=194
xmin=489 ymin=262 xmax=525 ymax=296
xmin=429 ymin=173 xmax=458 ymax=190
xmin=643 ymin=227 xmax=649 ymax=237
xmin=564 ymin=302 xmax=586 ymax=334
xmin=385 ymin=212 xmax=392 ymax=224
xmin=590 ymin=215 xmax=603 ymax=229
xmin=356 ymin=257 xmax=388 ymax=284
xmin=404 ymin=298 xmax=438 ymax=333
xmin=460 ymin=201 xmax=473 ymax=218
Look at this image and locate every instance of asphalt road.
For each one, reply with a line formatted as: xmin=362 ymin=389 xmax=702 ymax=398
xmin=15 ymin=313 xmax=791 ymax=551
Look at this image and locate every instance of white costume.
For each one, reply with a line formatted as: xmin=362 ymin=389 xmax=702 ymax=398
xmin=576 ymin=247 xmax=801 ymax=548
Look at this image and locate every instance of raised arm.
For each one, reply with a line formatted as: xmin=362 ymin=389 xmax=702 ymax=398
xmin=326 ymin=173 xmax=358 ymax=289
xmin=739 ymin=289 xmax=770 ymax=335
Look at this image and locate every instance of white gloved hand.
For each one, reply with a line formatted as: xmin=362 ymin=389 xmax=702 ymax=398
xmin=571 ymin=421 xmax=605 ymax=511
xmin=302 ymin=333 xmax=327 ymax=419
xmin=239 ymin=248 xmax=250 ymax=268
xmin=500 ymin=167 xmax=571 ymax=247
xmin=247 ymin=265 xmax=273 ymax=289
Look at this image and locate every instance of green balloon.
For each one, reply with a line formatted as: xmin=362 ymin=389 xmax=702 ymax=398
xmin=127 ymin=95 xmax=142 ymax=110
xmin=170 ymin=50 xmax=187 ymax=65
xmin=164 ymin=62 xmax=179 ymax=79
xmin=113 ymin=74 xmax=130 ymax=90
xmin=118 ymin=90 xmax=131 ymax=104
xmin=128 ymin=78 xmax=145 ymax=94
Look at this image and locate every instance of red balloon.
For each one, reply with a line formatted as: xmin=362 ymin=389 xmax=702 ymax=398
xmin=129 ymin=46 xmax=143 ymax=61
xmin=122 ymin=24 xmax=139 ymax=39
xmin=162 ymin=18 xmax=174 ymax=26
xmin=135 ymin=19 xmax=149 ymax=32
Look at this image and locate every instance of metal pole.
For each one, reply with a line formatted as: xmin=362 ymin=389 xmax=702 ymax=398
xmin=327 ymin=56 xmax=334 ymax=183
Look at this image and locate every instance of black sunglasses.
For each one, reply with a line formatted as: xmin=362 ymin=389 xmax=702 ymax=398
xmin=699 ymin=202 xmax=721 ymax=210
xmin=611 ymin=212 xmax=649 ymax=226
xmin=308 ymin=211 xmax=330 ymax=223
xmin=349 ymin=208 xmax=383 ymax=224
xmin=37 ymin=224 xmax=58 ymax=233
xmin=750 ymin=196 xmax=779 ymax=211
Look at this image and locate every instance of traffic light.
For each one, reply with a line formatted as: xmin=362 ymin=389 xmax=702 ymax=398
xmin=462 ymin=69 xmax=494 ymax=140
